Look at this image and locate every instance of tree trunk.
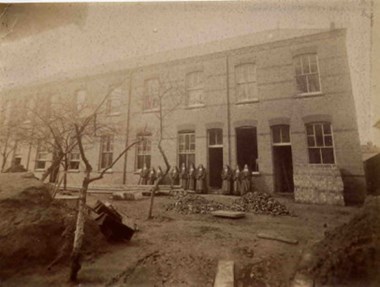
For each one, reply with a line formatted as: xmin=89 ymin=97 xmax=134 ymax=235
xmin=40 ymin=152 xmax=64 ymax=182
xmin=69 ymin=175 xmax=89 ymax=282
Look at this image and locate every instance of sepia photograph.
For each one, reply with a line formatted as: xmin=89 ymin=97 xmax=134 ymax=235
xmin=0 ymin=1 xmax=379 ymax=286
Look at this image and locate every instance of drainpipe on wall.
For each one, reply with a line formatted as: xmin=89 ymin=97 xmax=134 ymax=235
xmin=123 ymin=71 xmax=133 ymax=185
xmin=226 ymin=55 xmax=232 ymax=166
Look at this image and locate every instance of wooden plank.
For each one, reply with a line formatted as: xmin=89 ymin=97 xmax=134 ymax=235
xmin=257 ymin=232 xmax=298 ymax=245
xmin=214 ymin=260 xmax=234 ymax=287
xmin=211 ymin=210 xmax=245 ymax=219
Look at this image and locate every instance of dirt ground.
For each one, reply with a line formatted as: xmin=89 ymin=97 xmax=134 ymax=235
xmin=1 ymin=181 xmax=363 ymax=287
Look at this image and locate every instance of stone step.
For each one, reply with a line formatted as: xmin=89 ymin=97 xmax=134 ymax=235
xmin=214 ymin=260 xmax=234 ymax=287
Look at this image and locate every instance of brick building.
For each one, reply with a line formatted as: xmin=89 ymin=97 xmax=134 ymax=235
xmin=0 ymin=28 xmax=366 ymax=204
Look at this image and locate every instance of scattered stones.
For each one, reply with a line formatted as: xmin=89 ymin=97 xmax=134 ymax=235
xmin=166 ymin=192 xmax=290 ymax=216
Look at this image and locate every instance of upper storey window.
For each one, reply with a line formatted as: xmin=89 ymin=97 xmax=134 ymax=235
xmin=235 ymin=63 xmax=258 ymax=103
xmin=144 ymin=78 xmax=160 ymax=111
xmin=294 ymin=54 xmax=321 ymax=95
xmin=186 ymin=71 xmax=204 ymax=107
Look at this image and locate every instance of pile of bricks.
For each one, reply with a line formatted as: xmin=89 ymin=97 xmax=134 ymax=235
xmin=293 ymin=164 xmax=344 ymax=206
xmin=231 ymin=192 xmax=290 ymax=216
xmin=166 ymin=192 xmax=290 ymax=216
xmin=166 ymin=194 xmax=228 ymax=214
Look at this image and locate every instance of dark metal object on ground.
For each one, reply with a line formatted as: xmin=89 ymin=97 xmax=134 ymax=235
xmin=93 ymin=200 xmax=122 ymax=222
xmin=92 ymin=200 xmax=135 ymax=241
xmin=94 ymin=213 xmax=135 ymax=241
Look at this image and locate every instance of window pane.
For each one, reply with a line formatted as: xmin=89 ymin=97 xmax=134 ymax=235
xmin=185 ymin=135 xmax=190 ymax=150
xmin=295 ymin=57 xmax=302 ymax=75
xmin=315 ymin=124 xmax=323 ymax=146
xmin=306 ymin=125 xmax=314 ymax=136
xmin=296 ymin=75 xmax=308 ymax=93
xmin=321 ymin=148 xmax=335 ymax=164
xmin=324 ymin=135 xmax=333 ymax=146
xmin=308 ymin=74 xmax=320 ymax=92
xmin=281 ymin=126 xmax=290 ymax=143
xmin=302 ymin=55 xmax=310 ymax=73
xmin=323 ymin=123 xmax=331 ymax=134
xmin=272 ymin=126 xmax=281 ymax=143
xmin=188 ymin=154 xmax=195 ymax=166
xmin=216 ymin=129 xmax=223 ymax=145
xmin=309 ymin=148 xmax=321 ymax=164
xmin=309 ymin=55 xmax=318 ymax=73
xmin=146 ymin=155 xmax=151 ymax=168
xmin=307 ymin=136 xmax=315 ymax=147
xmin=209 ymin=131 xmax=216 ymax=146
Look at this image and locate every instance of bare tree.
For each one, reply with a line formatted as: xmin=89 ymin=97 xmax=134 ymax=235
xmin=146 ymin=74 xmax=185 ymax=219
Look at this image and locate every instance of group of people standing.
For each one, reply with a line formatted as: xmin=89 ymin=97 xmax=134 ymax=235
xmin=138 ymin=163 xmax=207 ymax=194
xmin=139 ymin=163 xmax=252 ymax=196
xmin=221 ymin=164 xmax=252 ymax=196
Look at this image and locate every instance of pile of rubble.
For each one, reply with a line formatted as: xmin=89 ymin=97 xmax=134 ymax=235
xmin=231 ymin=192 xmax=290 ymax=216
xmin=166 ymin=192 xmax=290 ymax=216
xmin=166 ymin=194 xmax=227 ymax=214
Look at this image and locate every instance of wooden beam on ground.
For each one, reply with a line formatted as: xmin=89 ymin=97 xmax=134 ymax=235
xmin=257 ymin=232 xmax=298 ymax=245
xmin=211 ymin=210 xmax=245 ymax=219
xmin=214 ymin=260 xmax=234 ymax=287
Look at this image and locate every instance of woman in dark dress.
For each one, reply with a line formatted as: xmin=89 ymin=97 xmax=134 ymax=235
xmin=221 ymin=165 xmax=233 ymax=195
xmin=169 ymin=165 xmax=179 ymax=188
xmin=195 ymin=164 xmax=207 ymax=194
xmin=233 ymin=165 xmax=241 ymax=196
xmin=147 ymin=167 xmax=156 ymax=185
xmin=240 ymin=164 xmax=251 ymax=195
xmin=188 ymin=163 xmax=196 ymax=191
xmin=179 ymin=163 xmax=188 ymax=190
xmin=139 ymin=163 xmax=149 ymax=185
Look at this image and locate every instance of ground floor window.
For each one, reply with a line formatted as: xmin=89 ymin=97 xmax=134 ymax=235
xmin=35 ymin=144 xmax=49 ymax=170
xmin=68 ymin=151 xmax=80 ymax=170
xmin=236 ymin=126 xmax=258 ymax=171
xmin=306 ymin=122 xmax=335 ymax=164
xmin=136 ymin=133 xmax=152 ymax=170
xmin=178 ymin=131 xmax=195 ymax=167
xmin=100 ymin=135 xmax=114 ymax=169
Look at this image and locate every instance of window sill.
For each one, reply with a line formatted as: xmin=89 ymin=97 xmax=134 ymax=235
xmin=185 ymin=104 xmax=206 ymax=110
xmin=295 ymin=92 xmax=324 ymax=98
xmin=106 ymin=112 xmax=121 ymax=117
xmin=143 ymin=108 xmax=160 ymax=114
xmin=98 ymin=169 xmax=113 ymax=174
xmin=251 ymin=172 xmax=260 ymax=176
xmin=308 ymin=163 xmax=336 ymax=166
xmin=235 ymin=98 xmax=259 ymax=105
xmin=68 ymin=169 xmax=80 ymax=173
xmin=34 ymin=169 xmax=46 ymax=172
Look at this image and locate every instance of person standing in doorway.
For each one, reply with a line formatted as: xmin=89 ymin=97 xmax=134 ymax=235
xmin=196 ymin=164 xmax=207 ymax=194
xmin=139 ymin=163 xmax=149 ymax=185
xmin=147 ymin=167 xmax=156 ymax=185
xmin=180 ymin=163 xmax=188 ymax=190
xmin=169 ymin=165 xmax=179 ymax=189
xmin=240 ymin=164 xmax=251 ymax=195
xmin=188 ymin=163 xmax=196 ymax=191
xmin=233 ymin=165 xmax=241 ymax=196
xmin=221 ymin=165 xmax=233 ymax=195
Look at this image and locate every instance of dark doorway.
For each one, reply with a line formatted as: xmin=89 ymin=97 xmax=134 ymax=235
xmin=273 ymin=146 xmax=294 ymax=192
xmin=209 ymin=148 xmax=223 ymax=188
xmin=236 ymin=127 xmax=258 ymax=171
xmin=208 ymin=128 xmax=223 ymax=188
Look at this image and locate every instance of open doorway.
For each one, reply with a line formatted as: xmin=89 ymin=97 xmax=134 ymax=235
xmin=236 ymin=126 xmax=258 ymax=171
xmin=271 ymin=125 xmax=294 ymax=193
xmin=208 ymin=129 xmax=223 ymax=188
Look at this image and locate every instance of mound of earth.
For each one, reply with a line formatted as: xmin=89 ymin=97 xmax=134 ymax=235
xmin=166 ymin=192 xmax=290 ymax=216
xmin=302 ymin=196 xmax=380 ymax=285
xmin=0 ymin=174 xmax=107 ymax=279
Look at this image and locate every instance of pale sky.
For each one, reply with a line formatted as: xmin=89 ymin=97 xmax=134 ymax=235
xmin=0 ymin=1 xmax=374 ymax=144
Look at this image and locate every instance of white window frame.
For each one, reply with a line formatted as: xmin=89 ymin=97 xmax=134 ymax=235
xmin=35 ymin=144 xmax=49 ymax=171
xmin=294 ymin=54 xmax=322 ymax=96
xmin=235 ymin=63 xmax=259 ymax=103
xmin=306 ymin=122 xmax=336 ymax=164
xmin=106 ymin=88 xmax=122 ymax=116
xmin=143 ymin=78 xmax=160 ymax=111
xmin=208 ymin=128 xmax=223 ymax=148
xmin=99 ymin=135 xmax=114 ymax=170
xmin=135 ymin=133 xmax=152 ymax=171
xmin=271 ymin=125 xmax=291 ymax=146
xmin=178 ymin=131 xmax=196 ymax=167
xmin=186 ymin=71 xmax=204 ymax=107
